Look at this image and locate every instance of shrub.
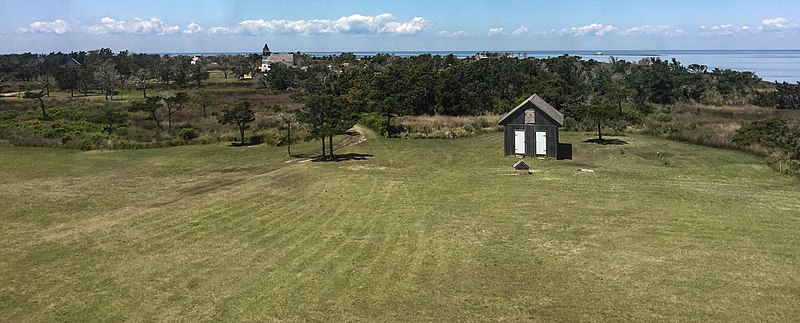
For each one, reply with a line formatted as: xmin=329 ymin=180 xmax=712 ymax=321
xmin=358 ymin=112 xmax=387 ymax=134
xmin=175 ymin=125 xmax=198 ymax=140
xmin=249 ymin=133 xmax=265 ymax=145
xmin=0 ymin=110 xmax=19 ymax=121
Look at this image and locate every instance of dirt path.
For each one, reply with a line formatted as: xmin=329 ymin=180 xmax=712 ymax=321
xmin=335 ymin=125 xmax=368 ymax=150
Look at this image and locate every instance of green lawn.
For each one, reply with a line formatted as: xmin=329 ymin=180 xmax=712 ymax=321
xmin=1 ymin=131 xmax=799 ymax=321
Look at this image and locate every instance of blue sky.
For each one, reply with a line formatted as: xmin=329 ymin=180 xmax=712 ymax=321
xmin=1 ymin=0 xmax=799 ymax=53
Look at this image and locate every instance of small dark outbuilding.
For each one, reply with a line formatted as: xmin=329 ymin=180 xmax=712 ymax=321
xmin=513 ymin=160 xmax=531 ymax=175
xmin=498 ymin=94 xmax=564 ymax=158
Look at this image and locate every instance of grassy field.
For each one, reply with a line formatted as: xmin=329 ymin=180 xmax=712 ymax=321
xmin=1 ymin=130 xmax=799 ymax=321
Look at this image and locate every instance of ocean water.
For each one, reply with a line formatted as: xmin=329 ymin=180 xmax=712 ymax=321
xmin=178 ymin=50 xmax=800 ymax=83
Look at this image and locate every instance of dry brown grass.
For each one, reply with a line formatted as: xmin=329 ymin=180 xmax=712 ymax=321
xmin=394 ymin=114 xmax=502 ymax=138
xmin=645 ymin=103 xmax=800 ymax=175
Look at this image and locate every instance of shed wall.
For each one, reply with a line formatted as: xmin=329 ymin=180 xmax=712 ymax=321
xmin=504 ymin=124 xmax=559 ymax=157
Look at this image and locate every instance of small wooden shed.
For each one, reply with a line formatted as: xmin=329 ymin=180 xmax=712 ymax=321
xmin=498 ymin=94 xmax=564 ymax=158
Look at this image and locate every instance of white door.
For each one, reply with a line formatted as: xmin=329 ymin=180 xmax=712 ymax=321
xmin=535 ymin=131 xmax=547 ymax=155
xmin=514 ymin=130 xmax=525 ymax=154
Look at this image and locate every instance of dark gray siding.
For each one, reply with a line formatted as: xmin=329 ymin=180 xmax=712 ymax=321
xmin=503 ymin=124 xmax=559 ymax=157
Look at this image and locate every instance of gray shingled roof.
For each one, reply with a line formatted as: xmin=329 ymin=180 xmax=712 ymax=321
xmin=266 ymin=54 xmax=295 ymax=62
xmin=498 ymin=94 xmax=564 ymax=126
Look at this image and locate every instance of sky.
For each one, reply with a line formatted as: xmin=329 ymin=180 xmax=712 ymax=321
xmin=1 ymin=0 xmax=799 ymax=53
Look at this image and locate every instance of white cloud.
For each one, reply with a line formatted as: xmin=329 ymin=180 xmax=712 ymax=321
xmin=708 ymin=24 xmax=738 ymax=35
xmin=621 ymin=25 xmax=683 ymax=37
xmin=438 ymin=30 xmax=471 ymax=38
xmin=210 ymin=13 xmax=430 ymax=36
xmin=561 ymin=23 xmax=616 ymax=37
xmin=760 ymin=17 xmax=799 ymax=31
xmin=87 ymin=17 xmax=180 ymax=35
xmin=207 ymin=27 xmax=231 ymax=34
xmin=512 ymin=26 xmax=529 ymax=36
xmin=183 ymin=22 xmax=203 ymax=34
xmin=383 ymin=17 xmax=430 ymax=34
xmin=19 ymin=19 xmax=69 ymax=34
xmin=488 ymin=27 xmax=504 ymax=36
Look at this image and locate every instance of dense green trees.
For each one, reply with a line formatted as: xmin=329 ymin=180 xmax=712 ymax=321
xmin=268 ymin=53 xmax=772 ymax=138
xmin=775 ymin=82 xmax=800 ymax=109
xmin=0 ymin=50 xmax=785 ymax=149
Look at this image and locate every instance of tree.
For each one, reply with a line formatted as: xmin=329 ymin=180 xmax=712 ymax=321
xmin=78 ymin=65 xmax=94 ymax=96
xmin=94 ymin=60 xmax=121 ymax=100
xmin=54 ymin=67 xmax=79 ymax=97
xmin=370 ymin=68 xmax=406 ymax=136
xmin=133 ymin=68 xmax=151 ymax=98
xmin=38 ymin=75 xmax=54 ymax=97
xmin=776 ymin=82 xmax=800 ymax=109
xmin=113 ymin=50 xmax=136 ymax=88
xmin=171 ymin=57 xmax=192 ymax=88
xmin=297 ymin=93 xmax=334 ymax=158
xmin=279 ymin=112 xmax=295 ymax=156
xmin=23 ymin=91 xmax=48 ymax=119
xmin=161 ymin=91 xmax=189 ymax=128
xmin=190 ymin=62 xmax=209 ymax=87
xmin=158 ymin=56 xmax=174 ymax=85
xmin=130 ymin=96 xmax=162 ymax=128
xmin=581 ymin=99 xmax=619 ymax=141
xmin=264 ymin=63 xmax=300 ymax=90
xmin=195 ymin=90 xmax=214 ymax=118
xmin=217 ymin=55 xmax=232 ymax=79
xmin=217 ymin=101 xmax=255 ymax=144
xmin=233 ymin=55 xmax=257 ymax=80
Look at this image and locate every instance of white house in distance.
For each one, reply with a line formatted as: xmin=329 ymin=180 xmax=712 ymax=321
xmin=259 ymin=43 xmax=295 ymax=72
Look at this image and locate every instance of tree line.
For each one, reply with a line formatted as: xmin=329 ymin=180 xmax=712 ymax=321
xmin=262 ymin=52 xmax=794 ymax=149
xmin=4 ymin=50 xmax=799 ymax=158
xmin=0 ymin=49 xmax=263 ymax=99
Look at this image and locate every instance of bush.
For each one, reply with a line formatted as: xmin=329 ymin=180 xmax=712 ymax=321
xmin=0 ymin=110 xmax=19 ymax=121
xmin=249 ymin=133 xmax=265 ymax=145
xmin=358 ymin=112 xmax=387 ymax=134
xmin=175 ymin=125 xmax=198 ymax=140
xmin=731 ymin=117 xmax=795 ymax=150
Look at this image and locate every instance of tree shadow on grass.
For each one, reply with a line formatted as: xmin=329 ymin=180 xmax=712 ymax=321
xmin=584 ymin=138 xmax=628 ymax=145
xmin=312 ymin=153 xmax=373 ymax=162
xmin=229 ymin=142 xmax=259 ymax=147
xmin=291 ymin=153 xmax=374 ymax=162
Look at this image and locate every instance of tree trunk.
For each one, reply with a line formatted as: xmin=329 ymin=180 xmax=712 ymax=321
xmin=152 ymin=111 xmax=161 ymax=128
xmin=321 ymin=137 xmax=327 ymax=159
xmin=38 ymin=97 xmax=47 ymax=119
xmin=287 ymin=124 xmax=292 ymax=157
xmin=328 ymin=135 xmax=334 ymax=160
xmin=240 ymin=126 xmax=245 ymax=144
xmin=385 ymin=114 xmax=391 ymax=137
xmin=597 ymin=122 xmax=603 ymax=140
xmin=168 ymin=110 xmax=173 ymax=128
xmin=202 ymin=107 xmax=207 ymax=118
xmin=142 ymin=87 xmax=147 ymax=98
xmin=70 ymin=88 xmax=74 ymax=97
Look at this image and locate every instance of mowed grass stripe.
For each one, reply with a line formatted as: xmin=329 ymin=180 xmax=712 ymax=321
xmin=2 ymin=131 xmax=800 ymax=321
